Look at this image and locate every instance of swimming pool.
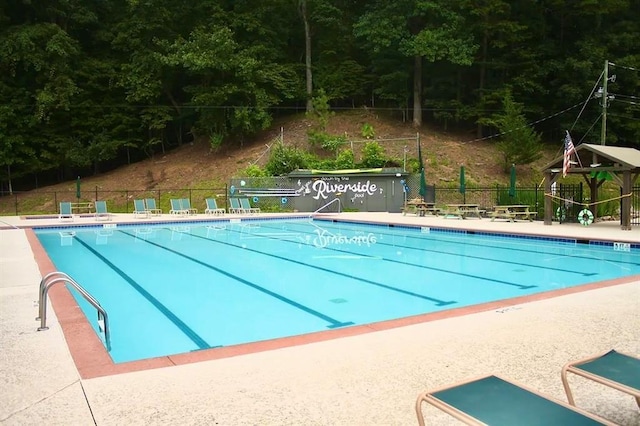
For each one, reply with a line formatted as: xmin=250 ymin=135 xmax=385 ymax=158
xmin=35 ymin=218 xmax=640 ymax=363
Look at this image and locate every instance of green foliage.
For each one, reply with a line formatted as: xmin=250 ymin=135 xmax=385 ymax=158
xmin=481 ymin=90 xmax=543 ymax=172
xmin=209 ymin=133 xmax=224 ymax=151
xmin=308 ymin=131 xmax=347 ymax=153
xmin=406 ymin=158 xmax=420 ymax=173
xmin=241 ymin=164 xmax=267 ymax=177
xmin=361 ymin=123 xmax=375 ymax=139
xmin=335 ymin=149 xmax=355 ymax=170
xmin=306 ymin=89 xmax=333 ymax=133
xmin=2 ymin=0 xmax=640 ymax=189
xmin=264 ymin=142 xmax=309 ymax=176
xmin=359 ymin=141 xmax=387 ymax=168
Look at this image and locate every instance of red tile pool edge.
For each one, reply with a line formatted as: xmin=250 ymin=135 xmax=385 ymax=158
xmin=26 ymin=229 xmax=640 ymax=380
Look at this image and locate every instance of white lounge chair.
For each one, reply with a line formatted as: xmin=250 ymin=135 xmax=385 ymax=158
xmin=133 ymin=199 xmax=149 ymax=218
xmin=205 ymin=198 xmax=225 ymax=215
xmin=59 ymin=202 xmax=74 ymax=222
xmin=94 ymin=200 xmax=112 ymax=221
xmin=145 ymin=198 xmax=162 ymax=216
xmin=239 ymin=198 xmax=260 ymax=214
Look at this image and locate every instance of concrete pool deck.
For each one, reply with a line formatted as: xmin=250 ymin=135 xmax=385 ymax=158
xmin=1 ymin=212 xmax=639 ymax=425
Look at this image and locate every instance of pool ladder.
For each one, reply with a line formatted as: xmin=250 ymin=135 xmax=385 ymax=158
xmin=313 ymin=197 xmax=342 ymax=215
xmin=36 ymin=271 xmax=111 ymax=351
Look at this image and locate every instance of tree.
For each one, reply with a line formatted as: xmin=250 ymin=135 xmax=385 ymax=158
xmin=481 ymin=90 xmax=542 ymax=171
xmin=355 ymin=0 xmax=476 ymax=127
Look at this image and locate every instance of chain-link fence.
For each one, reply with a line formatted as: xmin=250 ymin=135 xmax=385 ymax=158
xmin=0 ymin=178 xmax=634 ymax=226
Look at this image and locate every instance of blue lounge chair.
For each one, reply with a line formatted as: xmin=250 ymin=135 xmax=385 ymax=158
xmin=229 ymin=197 xmax=245 ymax=214
xmin=59 ymin=202 xmax=74 ymax=222
xmin=94 ymin=200 xmax=112 ymax=221
xmin=239 ymin=197 xmax=260 ymax=214
xmin=145 ymin=198 xmax=162 ymax=216
xmin=562 ymin=349 xmax=640 ymax=409
xmin=169 ymin=198 xmax=185 ymax=214
xmin=416 ymin=375 xmax=613 ymax=425
xmin=205 ymin=198 xmax=225 ymax=216
xmin=133 ymin=199 xmax=149 ymax=218
xmin=181 ymin=198 xmax=198 ymax=215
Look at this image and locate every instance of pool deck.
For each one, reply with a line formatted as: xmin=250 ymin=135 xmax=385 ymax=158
xmin=1 ymin=212 xmax=639 ymax=425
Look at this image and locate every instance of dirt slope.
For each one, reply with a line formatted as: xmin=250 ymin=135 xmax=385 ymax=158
xmin=15 ymin=110 xmax=557 ymax=203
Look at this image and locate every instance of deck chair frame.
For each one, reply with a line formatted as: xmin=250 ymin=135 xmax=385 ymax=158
xmin=144 ymin=198 xmax=162 ymax=216
xmin=239 ymin=197 xmax=260 ymax=214
xmin=59 ymin=202 xmax=74 ymax=222
xmin=561 ymin=349 xmax=640 ymax=408
xmin=205 ymin=198 xmax=225 ymax=216
xmin=169 ymin=199 xmax=186 ymax=215
xmin=416 ymin=374 xmax=614 ymax=426
xmin=180 ymin=198 xmax=198 ymax=215
xmin=94 ymin=200 xmax=112 ymax=221
xmin=133 ymin=199 xmax=149 ymax=218
xmin=229 ymin=197 xmax=245 ymax=214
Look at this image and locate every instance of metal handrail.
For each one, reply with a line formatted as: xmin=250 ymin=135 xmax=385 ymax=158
xmin=312 ymin=198 xmax=342 ymax=215
xmin=37 ymin=271 xmax=111 ymax=351
xmin=0 ymin=219 xmax=19 ymax=229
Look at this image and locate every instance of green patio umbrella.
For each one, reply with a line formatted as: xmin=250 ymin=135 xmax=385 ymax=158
xmin=76 ymin=176 xmax=81 ymax=201
xmin=418 ymin=142 xmax=427 ymax=199
xmin=459 ymin=165 xmax=466 ymax=203
xmin=508 ymin=164 xmax=516 ymax=197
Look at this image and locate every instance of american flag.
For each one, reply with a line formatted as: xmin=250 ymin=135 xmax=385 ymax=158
xmin=562 ymin=130 xmax=575 ymax=177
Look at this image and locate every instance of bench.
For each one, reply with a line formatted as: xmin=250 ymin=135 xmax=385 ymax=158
xmin=490 ymin=205 xmax=537 ymax=222
xmin=70 ymin=202 xmax=94 ymax=214
xmin=402 ymin=200 xmax=440 ymax=217
xmin=444 ymin=204 xmax=483 ymax=219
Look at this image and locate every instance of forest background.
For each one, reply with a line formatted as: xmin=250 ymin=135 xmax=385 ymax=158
xmin=1 ymin=0 xmax=639 ymax=193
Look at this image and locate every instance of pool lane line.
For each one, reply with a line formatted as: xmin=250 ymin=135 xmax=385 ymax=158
xmin=72 ymin=235 xmax=214 ymax=350
xmin=180 ymin=227 xmax=459 ymax=305
xmin=118 ymin=230 xmax=354 ymax=329
xmin=239 ymin=223 xmax=538 ymax=290
xmin=271 ymin=221 xmax=604 ymax=277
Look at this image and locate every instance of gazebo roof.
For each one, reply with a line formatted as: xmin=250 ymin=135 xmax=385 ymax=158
xmin=542 ymin=143 xmax=640 ymax=173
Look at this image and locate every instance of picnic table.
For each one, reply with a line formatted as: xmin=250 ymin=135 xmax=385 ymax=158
xmin=402 ymin=199 xmax=441 ymax=216
xmin=70 ymin=202 xmax=94 ymax=214
xmin=490 ymin=205 xmax=537 ymax=222
xmin=444 ymin=204 xmax=484 ymax=219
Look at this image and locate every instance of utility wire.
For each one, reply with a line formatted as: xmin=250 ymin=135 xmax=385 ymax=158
xmin=610 ymin=93 xmax=640 ymax=101
xmin=570 ymin=70 xmax=604 ymax=132
xmin=610 ymin=62 xmax=640 ymax=72
xmin=457 ymin=101 xmax=584 ymax=146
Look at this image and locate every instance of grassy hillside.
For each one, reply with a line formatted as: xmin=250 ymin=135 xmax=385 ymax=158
xmin=1 ymin=111 xmax=559 ymax=215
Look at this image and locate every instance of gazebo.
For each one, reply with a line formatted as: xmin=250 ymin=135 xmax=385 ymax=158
xmin=541 ymin=144 xmax=640 ymax=230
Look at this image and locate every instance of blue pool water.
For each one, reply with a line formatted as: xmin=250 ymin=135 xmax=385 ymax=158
xmin=35 ymin=219 xmax=640 ymax=363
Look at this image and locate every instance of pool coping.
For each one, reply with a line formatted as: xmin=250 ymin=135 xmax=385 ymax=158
xmin=25 ymin=216 xmax=640 ymax=379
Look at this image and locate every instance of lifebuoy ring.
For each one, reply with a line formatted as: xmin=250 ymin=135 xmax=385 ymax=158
xmin=555 ymin=207 xmax=566 ymax=221
xmin=253 ymin=196 xmax=259 ymax=203
xmin=281 ymin=197 xmax=288 ymax=204
xmin=578 ymin=208 xmax=594 ymax=226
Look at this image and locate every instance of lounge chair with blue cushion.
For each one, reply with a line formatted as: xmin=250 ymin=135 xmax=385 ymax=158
xmin=229 ymin=197 xmax=245 ymax=214
xmin=94 ymin=200 xmax=112 ymax=221
xmin=181 ymin=198 xmax=198 ymax=215
xmin=416 ymin=375 xmax=613 ymax=425
xmin=169 ymin=198 xmax=185 ymax=214
xmin=562 ymin=349 xmax=640 ymax=409
xmin=59 ymin=202 xmax=74 ymax=222
xmin=205 ymin=198 xmax=225 ymax=216
xmin=133 ymin=199 xmax=149 ymax=218
xmin=145 ymin=198 xmax=162 ymax=216
xmin=239 ymin=197 xmax=260 ymax=214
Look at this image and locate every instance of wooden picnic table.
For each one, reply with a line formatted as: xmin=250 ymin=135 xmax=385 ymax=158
xmin=444 ymin=204 xmax=484 ymax=219
xmin=490 ymin=205 xmax=537 ymax=222
xmin=70 ymin=202 xmax=94 ymax=214
xmin=402 ymin=199 xmax=440 ymax=216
